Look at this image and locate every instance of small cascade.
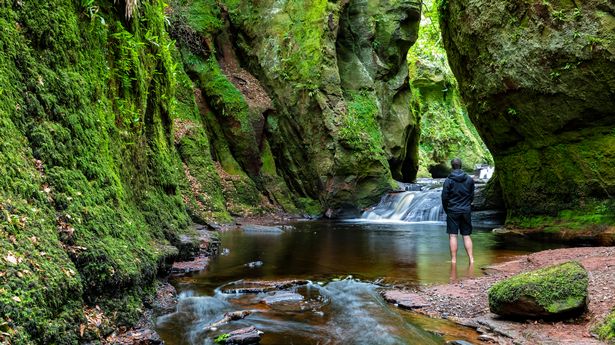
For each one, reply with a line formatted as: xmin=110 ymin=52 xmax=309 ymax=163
xmin=362 ymin=189 xmax=445 ymax=222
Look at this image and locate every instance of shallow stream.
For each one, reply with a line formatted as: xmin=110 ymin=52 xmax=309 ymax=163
xmin=156 ymin=220 xmax=565 ymax=344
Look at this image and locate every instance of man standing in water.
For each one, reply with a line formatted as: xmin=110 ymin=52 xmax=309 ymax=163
xmin=441 ymin=158 xmax=475 ymax=264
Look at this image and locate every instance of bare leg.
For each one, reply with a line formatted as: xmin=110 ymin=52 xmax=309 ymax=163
xmin=463 ymin=235 xmax=474 ymax=263
xmin=449 ymin=234 xmax=458 ymax=263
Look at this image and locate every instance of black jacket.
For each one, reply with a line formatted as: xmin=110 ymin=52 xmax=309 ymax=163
xmin=441 ymin=169 xmax=474 ymax=214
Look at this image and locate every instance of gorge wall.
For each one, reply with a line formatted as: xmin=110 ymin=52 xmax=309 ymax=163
xmin=407 ymin=0 xmax=491 ymax=178
xmin=440 ymin=0 xmax=615 ymax=221
xmin=197 ymin=0 xmax=423 ymax=215
xmin=0 ymin=0 xmax=423 ymax=342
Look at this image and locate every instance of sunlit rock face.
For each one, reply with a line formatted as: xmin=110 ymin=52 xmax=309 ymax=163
xmin=223 ymin=0 xmax=422 ymax=215
xmin=440 ymin=0 xmax=615 ymax=216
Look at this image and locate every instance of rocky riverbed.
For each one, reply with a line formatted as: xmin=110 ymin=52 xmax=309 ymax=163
xmin=383 ymin=247 xmax=615 ymax=344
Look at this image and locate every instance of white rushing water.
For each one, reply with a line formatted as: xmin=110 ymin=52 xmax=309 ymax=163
xmin=156 ymin=279 xmax=441 ymax=345
xmin=361 ymin=190 xmax=445 ymax=222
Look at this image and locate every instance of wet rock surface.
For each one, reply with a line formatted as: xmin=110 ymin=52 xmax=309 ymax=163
xmin=383 ymin=247 xmax=615 ymax=344
xmin=221 ymin=326 xmax=262 ymax=345
xmin=170 ymin=225 xmax=220 ymax=274
xmin=382 ymin=290 xmax=429 ymax=310
xmin=207 ymin=311 xmax=253 ymax=331
xmin=240 ymin=224 xmax=285 ymax=233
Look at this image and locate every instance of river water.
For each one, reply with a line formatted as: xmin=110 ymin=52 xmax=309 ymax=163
xmin=156 ymin=220 xmax=565 ymax=344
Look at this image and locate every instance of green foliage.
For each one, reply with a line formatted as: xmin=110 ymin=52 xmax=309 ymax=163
xmin=183 ymin=0 xmax=223 ymax=34
xmin=214 ymin=333 xmax=230 ymax=344
xmin=489 ymin=261 xmax=588 ymax=315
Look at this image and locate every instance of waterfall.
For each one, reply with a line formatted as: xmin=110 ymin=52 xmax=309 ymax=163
xmin=362 ymin=190 xmax=445 ymax=222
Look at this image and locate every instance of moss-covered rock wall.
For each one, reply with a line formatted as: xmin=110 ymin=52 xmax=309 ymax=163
xmin=0 ymin=1 xmax=198 ymax=342
xmin=0 ymin=0 xmax=300 ymax=342
xmin=408 ymin=0 xmax=492 ymax=178
xmin=440 ymin=0 xmax=615 ymax=220
xmin=178 ymin=0 xmax=424 ymax=215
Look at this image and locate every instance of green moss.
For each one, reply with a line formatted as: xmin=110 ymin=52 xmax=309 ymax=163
xmin=339 ymin=91 xmax=386 ymax=159
xmin=408 ymin=0 xmax=491 ymax=175
xmin=183 ymin=52 xmax=250 ymax=132
xmin=595 ymin=309 xmax=615 ymax=343
xmin=0 ymin=0 xmax=198 ymax=342
xmin=488 ymin=261 xmax=588 ymax=316
xmin=214 ymin=332 xmax=231 ymax=344
xmin=259 ymin=140 xmax=303 ymax=214
xmin=508 ymin=199 xmax=615 ymax=232
xmin=176 ymin=120 xmax=232 ymax=223
xmin=184 ymin=0 xmax=223 ymax=34
xmin=222 ymin=0 xmax=329 ymax=89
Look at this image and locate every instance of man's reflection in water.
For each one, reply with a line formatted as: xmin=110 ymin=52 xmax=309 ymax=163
xmin=450 ymin=261 xmax=475 ymax=283
xmin=467 ymin=262 xmax=475 ymax=279
xmin=449 ymin=262 xmax=457 ymax=283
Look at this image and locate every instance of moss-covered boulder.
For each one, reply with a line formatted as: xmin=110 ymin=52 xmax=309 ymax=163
xmin=595 ymin=309 xmax=615 ymax=343
xmin=440 ymin=0 xmax=615 ymax=218
xmin=488 ymin=261 xmax=588 ymax=319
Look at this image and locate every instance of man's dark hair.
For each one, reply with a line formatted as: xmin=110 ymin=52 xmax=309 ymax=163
xmin=451 ymin=158 xmax=462 ymax=170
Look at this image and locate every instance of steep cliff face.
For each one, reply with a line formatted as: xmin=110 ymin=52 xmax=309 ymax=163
xmin=205 ymin=0 xmax=422 ymax=215
xmin=408 ymin=0 xmax=491 ymax=177
xmin=440 ymin=0 xmax=615 ymax=219
xmin=0 ymin=0 xmax=421 ymax=341
xmin=336 ymin=0 xmax=422 ymax=183
xmin=0 ymin=1 xmax=197 ymax=342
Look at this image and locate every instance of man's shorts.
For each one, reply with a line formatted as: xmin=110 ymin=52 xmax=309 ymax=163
xmin=446 ymin=212 xmax=472 ymax=236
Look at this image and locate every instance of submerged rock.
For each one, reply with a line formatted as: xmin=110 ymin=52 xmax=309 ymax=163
xmin=240 ymin=225 xmax=284 ymax=233
xmin=446 ymin=341 xmax=474 ymax=345
xmin=217 ymin=326 xmax=262 ymax=345
xmin=221 ymin=280 xmax=310 ymax=294
xmin=261 ymin=291 xmax=304 ymax=305
xmin=488 ymin=261 xmax=588 ymax=319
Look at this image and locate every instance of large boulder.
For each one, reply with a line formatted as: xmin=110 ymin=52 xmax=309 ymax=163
xmin=488 ymin=261 xmax=588 ymax=319
xmin=440 ymin=0 xmax=615 ymax=217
